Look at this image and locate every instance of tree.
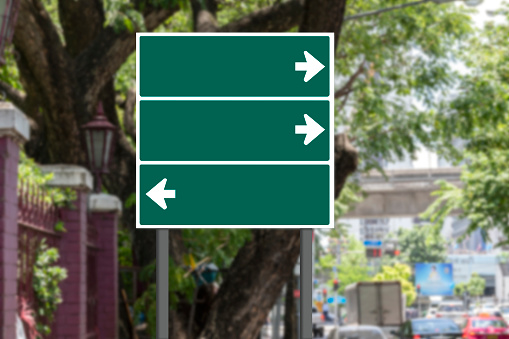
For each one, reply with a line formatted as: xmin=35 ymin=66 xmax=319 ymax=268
xmin=454 ymin=282 xmax=468 ymax=298
xmin=3 ymin=1 xmax=351 ymax=338
xmin=336 ymin=237 xmax=371 ymax=295
xmin=0 ymin=0 xmax=480 ymax=337
xmin=372 ymin=263 xmax=416 ymax=306
xmin=314 ymin=236 xmax=370 ymax=295
xmin=467 ymin=273 xmax=485 ymax=298
xmin=397 ymin=225 xmax=448 ymax=265
xmin=325 ymin=0 xmax=474 ymax=233
xmin=421 ymin=3 xmax=509 ymax=246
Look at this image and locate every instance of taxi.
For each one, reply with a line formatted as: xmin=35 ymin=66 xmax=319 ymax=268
xmin=462 ymin=314 xmax=509 ymax=339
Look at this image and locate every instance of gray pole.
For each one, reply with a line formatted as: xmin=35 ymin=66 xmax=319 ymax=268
xmin=335 ymin=290 xmax=338 ymax=325
xmin=297 ymin=268 xmax=301 ymax=339
xmin=157 ymin=230 xmax=169 ymax=339
xmin=272 ymin=294 xmax=282 ymax=339
xmin=301 ymin=229 xmax=313 ymax=339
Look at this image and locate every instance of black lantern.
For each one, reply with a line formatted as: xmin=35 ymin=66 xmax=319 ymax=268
xmin=0 ymin=0 xmax=21 ymax=65
xmin=82 ymin=102 xmax=116 ymax=192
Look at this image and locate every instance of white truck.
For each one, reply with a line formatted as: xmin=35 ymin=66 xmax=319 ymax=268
xmin=344 ymin=281 xmax=406 ymax=336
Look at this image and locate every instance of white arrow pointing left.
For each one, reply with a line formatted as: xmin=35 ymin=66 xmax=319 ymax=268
xmin=295 ymin=114 xmax=325 ymax=145
xmin=146 ymin=178 xmax=176 ymax=210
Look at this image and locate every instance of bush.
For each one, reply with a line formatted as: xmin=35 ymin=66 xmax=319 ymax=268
xmin=33 ymin=239 xmax=67 ymax=337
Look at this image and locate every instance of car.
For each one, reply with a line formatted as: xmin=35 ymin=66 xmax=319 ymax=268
xmin=499 ymin=305 xmax=509 ymax=324
xmin=474 ymin=307 xmax=502 ymax=317
xmin=427 ymin=308 xmax=438 ymax=319
xmin=462 ymin=315 xmax=509 ymax=339
xmin=407 ymin=308 xmax=419 ymax=320
xmin=436 ymin=301 xmax=469 ymax=326
xmin=391 ymin=318 xmax=463 ymax=339
xmin=327 ymin=325 xmax=388 ymax=339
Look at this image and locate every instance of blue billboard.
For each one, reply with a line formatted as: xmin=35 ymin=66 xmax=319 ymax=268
xmin=415 ymin=263 xmax=454 ymax=296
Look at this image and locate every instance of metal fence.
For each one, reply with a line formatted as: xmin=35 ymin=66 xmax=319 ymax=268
xmin=17 ymin=180 xmax=99 ymax=339
xmin=17 ymin=180 xmax=61 ymax=338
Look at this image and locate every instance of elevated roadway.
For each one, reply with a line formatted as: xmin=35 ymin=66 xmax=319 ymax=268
xmin=344 ymin=167 xmax=461 ymax=218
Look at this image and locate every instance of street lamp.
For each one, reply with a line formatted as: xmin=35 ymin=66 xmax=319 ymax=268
xmin=344 ymin=0 xmax=483 ymax=21
xmin=82 ymin=102 xmax=116 ymax=193
xmin=0 ymin=0 xmax=20 ymax=65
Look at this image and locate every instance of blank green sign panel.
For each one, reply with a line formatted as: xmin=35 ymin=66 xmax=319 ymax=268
xmin=136 ymin=33 xmax=334 ymax=228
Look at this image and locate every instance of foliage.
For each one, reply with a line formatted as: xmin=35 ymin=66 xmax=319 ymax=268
xmin=326 ymin=0 xmax=476 ymax=222
xmin=18 ymin=151 xmax=76 ymax=210
xmin=397 ymin=225 xmax=448 ymax=265
xmin=18 ymin=152 xmax=76 ymax=232
xmin=135 ymin=258 xmax=195 ymax=337
xmin=336 ymin=0 xmax=473 ymax=175
xmin=498 ymin=252 xmax=509 ymax=264
xmin=333 ymin=180 xmax=364 ymax=226
xmin=0 ymin=45 xmax=23 ymax=90
xmin=335 ymin=237 xmax=370 ymax=295
xmin=454 ymin=282 xmax=468 ymax=297
xmin=104 ymin=0 xmax=146 ymax=33
xmin=133 ymin=228 xmax=251 ymax=335
xmin=118 ymin=228 xmax=133 ymax=267
xmin=422 ymin=4 xmax=509 ymax=245
xmin=134 ymin=283 xmax=157 ymax=337
xmin=33 ymin=240 xmax=67 ymax=337
xmin=217 ymin=0 xmax=278 ymax=26
xmin=372 ymin=263 xmax=416 ymax=306
xmin=466 ymin=273 xmax=485 ymax=297
xmin=182 ymin=229 xmax=251 ymax=273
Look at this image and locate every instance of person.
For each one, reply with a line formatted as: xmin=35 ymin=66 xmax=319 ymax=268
xmin=429 ymin=265 xmax=439 ymax=281
xmin=322 ymin=302 xmax=331 ymax=322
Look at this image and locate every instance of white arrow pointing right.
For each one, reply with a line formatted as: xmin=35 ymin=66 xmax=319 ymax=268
xmin=295 ymin=114 xmax=325 ymax=145
xmin=295 ymin=51 xmax=325 ymax=82
xmin=146 ymin=178 xmax=176 ymax=210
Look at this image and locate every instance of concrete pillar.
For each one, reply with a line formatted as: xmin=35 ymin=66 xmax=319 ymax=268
xmin=42 ymin=165 xmax=93 ymax=339
xmin=89 ymin=193 xmax=122 ymax=339
xmin=0 ymin=102 xmax=29 ymax=339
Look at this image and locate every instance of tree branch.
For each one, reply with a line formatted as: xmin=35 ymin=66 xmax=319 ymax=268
xmin=335 ymin=60 xmax=365 ymax=99
xmin=123 ymin=88 xmax=136 ymax=140
xmin=300 ymin=0 xmax=348 ymax=50
xmin=334 ymin=133 xmax=358 ymax=199
xmin=0 ymin=80 xmax=27 ymax=112
xmin=14 ymin=0 xmax=70 ymax=98
xmin=191 ymin=0 xmax=219 ymax=32
xmin=58 ymin=0 xmax=104 ymax=57
xmin=219 ymin=0 xmax=304 ymax=32
xmin=76 ymin=4 xmax=179 ymax=106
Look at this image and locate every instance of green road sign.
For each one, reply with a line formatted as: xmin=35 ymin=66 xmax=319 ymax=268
xmin=139 ymin=35 xmax=330 ymax=97
xmin=139 ymin=100 xmax=330 ymax=161
xmin=136 ymin=33 xmax=334 ymax=228
xmin=140 ymin=165 xmax=329 ymax=226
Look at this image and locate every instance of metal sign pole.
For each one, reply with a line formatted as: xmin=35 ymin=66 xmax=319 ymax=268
xmin=301 ymin=229 xmax=312 ymax=339
xmin=157 ymin=230 xmax=169 ymax=339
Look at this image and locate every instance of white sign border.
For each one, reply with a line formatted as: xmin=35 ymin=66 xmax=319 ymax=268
xmin=136 ymin=32 xmax=335 ymax=229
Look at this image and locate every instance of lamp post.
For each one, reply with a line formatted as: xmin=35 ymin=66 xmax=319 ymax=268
xmin=0 ymin=0 xmax=20 ymax=65
xmin=81 ymin=102 xmax=116 ymax=193
xmin=344 ymin=0 xmax=483 ymax=22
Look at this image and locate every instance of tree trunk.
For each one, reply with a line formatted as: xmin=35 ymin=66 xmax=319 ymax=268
xmin=284 ymin=273 xmax=297 ymax=339
xmin=198 ymin=230 xmax=300 ymax=339
xmin=9 ymin=1 xmax=357 ymax=339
